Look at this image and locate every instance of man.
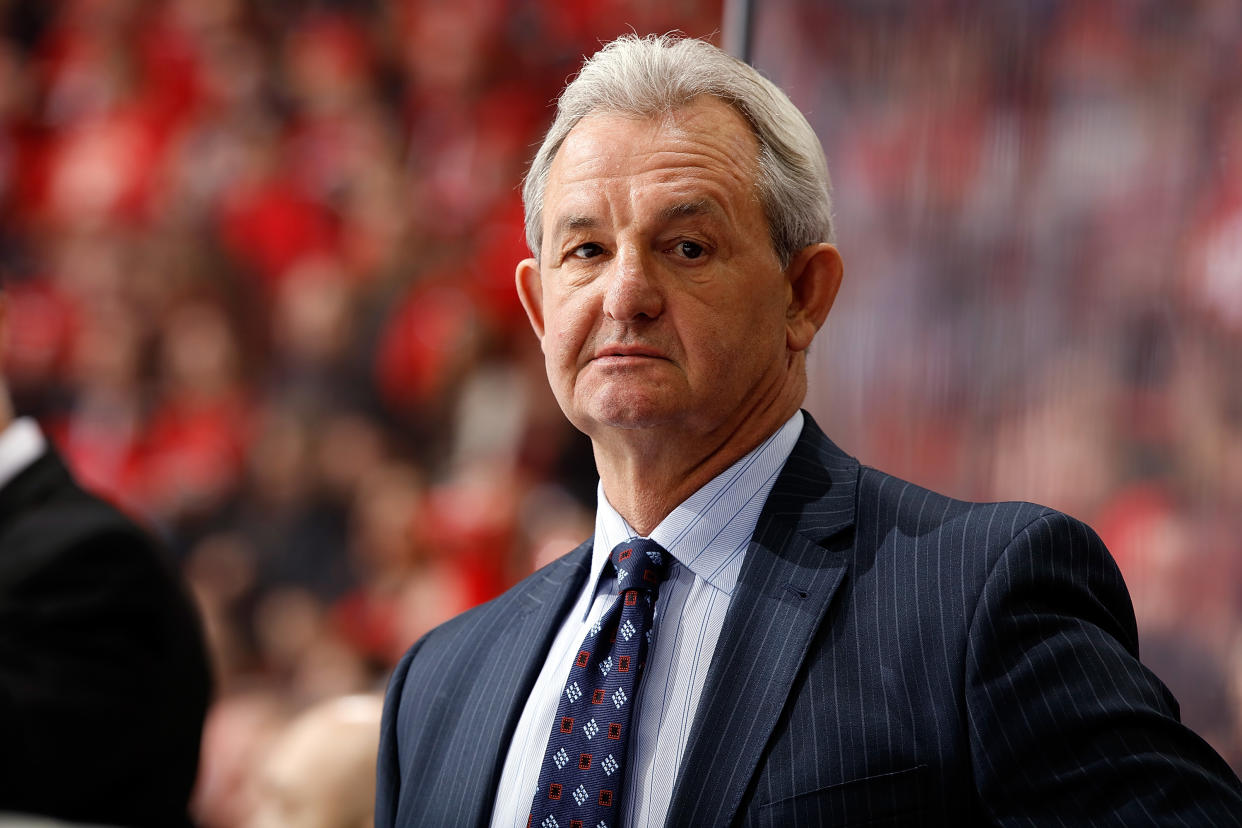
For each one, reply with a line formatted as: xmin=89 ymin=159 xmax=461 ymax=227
xmin=376 ymin=35 xmax=1242 ymax=826
xmin=0 ymin=295 xmax=212 ymax=825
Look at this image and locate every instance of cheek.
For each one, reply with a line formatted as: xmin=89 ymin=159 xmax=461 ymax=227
xmin=689 ymin=293 xmax=782 ymax=358
xmin=544 ymin=329 xmax=576 ymax=370
xmin=691 ymin=309 xmax=785 ymax=390
xmin=541 ymin=297 xmax=594 ymax=368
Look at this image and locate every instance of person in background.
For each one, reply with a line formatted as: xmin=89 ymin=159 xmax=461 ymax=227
xmin=377 ymin=34 xmax=1242 ymax=826
xmin=245 ymin=694 xmax=383 ymax=828
xmin=0 ymin=291 xmax=212 ymax=827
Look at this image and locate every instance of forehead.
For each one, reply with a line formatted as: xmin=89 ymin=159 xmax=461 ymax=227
xmin=543 ymin=97 xmax=762 ymax=225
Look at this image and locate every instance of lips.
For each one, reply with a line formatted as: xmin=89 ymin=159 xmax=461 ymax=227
xmin=592 ymin=344 xmax=666 ymax=360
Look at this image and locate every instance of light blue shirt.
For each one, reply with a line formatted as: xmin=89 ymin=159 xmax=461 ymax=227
xmin=491 ymin=411 xmax=804 ymax=828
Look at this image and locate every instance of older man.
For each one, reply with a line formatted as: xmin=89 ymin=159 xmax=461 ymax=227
xmin=377 ymin=35 xmax=1242 ymax=826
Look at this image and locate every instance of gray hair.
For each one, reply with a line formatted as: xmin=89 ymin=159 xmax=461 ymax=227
xmin=521 ymin=34 xmax=834 ymax=267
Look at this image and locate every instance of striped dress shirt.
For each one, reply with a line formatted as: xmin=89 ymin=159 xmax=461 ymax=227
xmin=490 ymin=411 xmax=804 ymax=828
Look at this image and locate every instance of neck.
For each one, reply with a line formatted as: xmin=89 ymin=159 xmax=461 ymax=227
xmin=591 ymin=382 xmax=804 ymax=536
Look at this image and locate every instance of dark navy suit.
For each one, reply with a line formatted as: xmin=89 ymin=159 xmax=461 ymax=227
xmin=377 ymin=414 xmax=1242 ymax=826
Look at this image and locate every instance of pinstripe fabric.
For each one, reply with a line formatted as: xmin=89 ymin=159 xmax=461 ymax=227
xmin=376 ymin=546 xmax=592 ymax=828
xmin=377 ymin=412 xmax=1242 ymax=827
xmin=491 ymin=413 xmax=804 ymax=828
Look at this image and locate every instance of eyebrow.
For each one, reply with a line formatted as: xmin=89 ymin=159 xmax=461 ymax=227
xmin=553 ymin=215 xmax=598 ymax=239
xmin=657 ymin=199 xmax=717 ymax=222
xmin=550 ymin=199 xmax=721 ymax=242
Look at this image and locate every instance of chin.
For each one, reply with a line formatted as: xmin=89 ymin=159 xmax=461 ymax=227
xmin=574 ymin=394 xmax=680 ymax=433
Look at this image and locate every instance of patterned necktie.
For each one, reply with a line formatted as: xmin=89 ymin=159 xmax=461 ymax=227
xmin=528 ymin=538 xmax=670 ymax=828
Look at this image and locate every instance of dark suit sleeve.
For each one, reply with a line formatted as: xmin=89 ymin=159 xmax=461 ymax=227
xmin=0 ymin=505 xmax=210 ymax=828
xmin=965 ymin=510 xmax=1242 ymax=826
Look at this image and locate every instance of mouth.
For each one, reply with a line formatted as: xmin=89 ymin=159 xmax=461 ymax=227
xmin=592 ymin=345 xmax=667 ymax=361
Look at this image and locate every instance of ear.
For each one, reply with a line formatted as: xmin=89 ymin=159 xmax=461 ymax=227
xmin=785 ymin=243 xmax=843 ymax=353
xmin=515 ymin=257 xmax=546 ymax=340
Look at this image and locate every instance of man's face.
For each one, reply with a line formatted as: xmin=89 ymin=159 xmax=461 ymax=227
xmin=517 ymin=97 xmax=798 ymax=443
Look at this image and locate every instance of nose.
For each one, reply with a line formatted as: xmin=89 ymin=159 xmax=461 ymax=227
xmin=602 ymin=247 xmax=664 ymax=322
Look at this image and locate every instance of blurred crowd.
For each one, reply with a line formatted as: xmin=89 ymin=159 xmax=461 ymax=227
xmin=0 ymin=0 xmax=719 ymax=824
xmin=757 ymin=0 xmax=1242 ymax=772
xmin=2 ymin=0 xmax=1240 ymax=822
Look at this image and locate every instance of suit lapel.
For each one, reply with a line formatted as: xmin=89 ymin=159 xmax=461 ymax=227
xmin=469 ymin=539 xmax=593 ymax=827
xmin=666 ymin=414 xmax=859 ymax=826
xmin=0 ymin=449 xmax=70 ymax=532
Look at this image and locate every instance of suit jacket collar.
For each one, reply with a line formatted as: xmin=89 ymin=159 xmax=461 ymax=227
xmin=513 ymin=537 xmax=594 ymax=619
xmin=666 ymin=411 xmax=859 ymax=826
xmin=470 ymin=538 xmax=593 ymax=826
xmin=0 ymin=447 xmax=73 ymax=533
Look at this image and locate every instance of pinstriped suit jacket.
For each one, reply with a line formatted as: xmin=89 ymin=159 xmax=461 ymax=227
xmin=376 ymin=413 xmax=1242 ymax=826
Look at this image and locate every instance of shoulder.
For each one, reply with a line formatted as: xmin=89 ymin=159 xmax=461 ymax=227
xmin=0 ymin=447 xmax=208 ymax=685
xmin=847 ymin=465 xmax=1138 ymax=671
xmin=378 ymin=542 xmax=591 ymax=802
xmin=855 ymin=465 xmax=1119 ymax=605
xmin=779 ymin=414 xmax=1105 ymax=586
xmin=0 ymin=450 xmax=170 ymax=585
xmin=858 ymin=465 xmax=1060 ymax=550
xmin=835 ymin=461 xmax=1117 ymax=629
xmin=389 ymin=543 xmax=590 ymax=681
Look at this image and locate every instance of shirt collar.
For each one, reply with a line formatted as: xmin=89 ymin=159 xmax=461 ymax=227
xmin=0 ymin=417 xmax=46 ymax=490
xmin=586 ymin=411 xmax=804 ymax=610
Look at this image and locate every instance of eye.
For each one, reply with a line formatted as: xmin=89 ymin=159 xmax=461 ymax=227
xmin=674 ymin=240 xmax=705 ymax=260
xmin=571 ymin=242 xmax=605 ymax=260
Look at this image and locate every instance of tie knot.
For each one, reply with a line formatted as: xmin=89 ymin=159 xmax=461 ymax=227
xmin=610 ymin=538 xmax=669 ymax=592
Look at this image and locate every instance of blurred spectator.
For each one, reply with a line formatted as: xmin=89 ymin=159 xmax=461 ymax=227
xmin=245 ymin=694 xmax=384 ymax=828
xmin=193 ymin=690 xmax=290 ymax=828
xmin=0 ymin=288 xmax=211 ymax=826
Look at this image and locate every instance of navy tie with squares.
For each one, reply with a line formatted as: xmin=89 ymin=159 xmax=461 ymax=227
xmin=528 ymin=538 xmax=670 ymax=828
